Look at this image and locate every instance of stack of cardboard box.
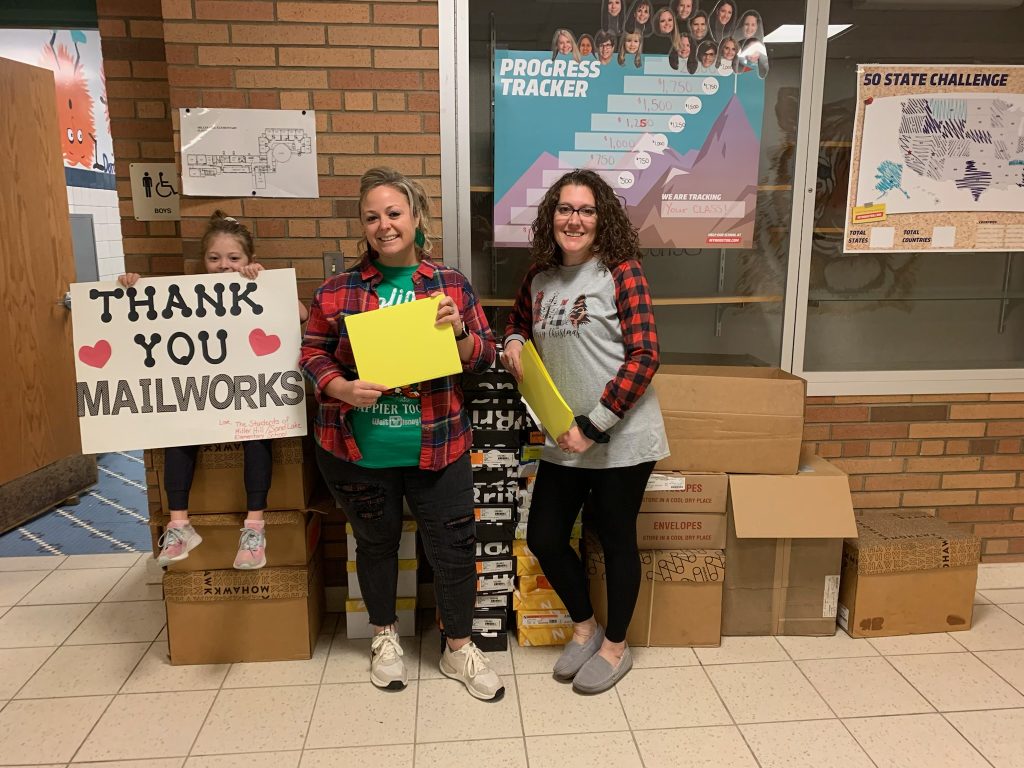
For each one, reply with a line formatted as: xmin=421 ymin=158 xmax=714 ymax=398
xmin=145 ymin=437 xmax=323 ymax=665
xmin=464 ymin=359 xmax=523 ymax=651
xmin=581 ymin=366 xmax=863 ymax=646
xmin=586 ymin=472 xmax=729 ymax=646
xmin=344 ymin=516 xmax=419 ymax=638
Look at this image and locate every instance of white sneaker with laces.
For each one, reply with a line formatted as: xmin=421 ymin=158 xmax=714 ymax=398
xmin=440 ymin=640 xmax=505 ymax=701
xmin=370 ymin=627 xmax=407 ymax=690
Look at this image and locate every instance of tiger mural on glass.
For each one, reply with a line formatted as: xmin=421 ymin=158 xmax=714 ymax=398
xmin=738 ymin=87 xmax=919 ymax=310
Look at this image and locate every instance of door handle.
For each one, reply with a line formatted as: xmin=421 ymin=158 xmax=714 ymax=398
xmin=58 ymin=291 xmax=72 ymax=311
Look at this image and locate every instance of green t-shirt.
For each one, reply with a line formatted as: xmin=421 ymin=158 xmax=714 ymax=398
xmin=350 ymin=263 xmax=423 ymax=468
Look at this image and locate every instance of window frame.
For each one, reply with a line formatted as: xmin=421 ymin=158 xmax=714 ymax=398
xmin=440 ymin=0 xmax=1024 ymax=396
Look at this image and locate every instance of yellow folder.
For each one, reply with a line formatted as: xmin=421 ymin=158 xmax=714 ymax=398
xmin=519 ymin=340 xmax=575 ymax=438
xmin=344 ymin=296 xmax=462 ymax=389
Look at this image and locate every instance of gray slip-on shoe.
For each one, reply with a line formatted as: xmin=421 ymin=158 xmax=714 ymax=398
xmin=572 ymin=644 xmax=633 ymax=695
xmin=552 ymin=626 xmax=605 ymax=681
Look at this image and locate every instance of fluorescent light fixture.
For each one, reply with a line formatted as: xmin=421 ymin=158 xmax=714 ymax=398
xmin=763 ymin=24 xmax=853 ymax=44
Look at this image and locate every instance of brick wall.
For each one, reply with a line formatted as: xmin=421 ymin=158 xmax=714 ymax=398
xmin=803 ymin=394 xmax=1024 ymax=563
xmin=161 ymin=0 xmax=441 ymax=300
xmin=97 ymin=0 xmax=182 ymax=277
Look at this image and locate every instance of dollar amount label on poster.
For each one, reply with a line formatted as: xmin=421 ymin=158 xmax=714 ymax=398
xmin=71 ymin=270 xmax=307 ymax=453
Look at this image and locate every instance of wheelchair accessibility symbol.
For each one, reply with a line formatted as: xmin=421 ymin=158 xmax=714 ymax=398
xmin=130 ymin=163 xmax=181 ymax=221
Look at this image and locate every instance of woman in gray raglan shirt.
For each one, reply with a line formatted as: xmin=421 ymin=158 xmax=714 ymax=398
xmin=502 ymin=169 xmax=669 ymax=694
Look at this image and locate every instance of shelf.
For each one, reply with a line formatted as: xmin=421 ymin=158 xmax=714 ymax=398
xmin=480 ymin=295 xmax=783 ymax=308
xmin=809 ymin=293 xmax=1024 ymax=303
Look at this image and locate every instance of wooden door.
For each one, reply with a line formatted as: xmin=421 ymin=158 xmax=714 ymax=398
xmin=0 ymin=56 xmax=81 ymax=486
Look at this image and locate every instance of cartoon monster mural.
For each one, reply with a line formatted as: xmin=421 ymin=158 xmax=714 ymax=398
xmin=39 ymin=30 xmax=97 ymax=170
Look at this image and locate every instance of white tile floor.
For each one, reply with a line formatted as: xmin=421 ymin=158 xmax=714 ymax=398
xmin=0 ymin=557 xmax=1023 ymax=768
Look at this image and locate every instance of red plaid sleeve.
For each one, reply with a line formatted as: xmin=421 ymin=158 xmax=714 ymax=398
xmin=299 ymin=289 xmax=350 ymax=409
xmin=503 ymin=264 xmax=542 ymax=344
xmin=598 ymin=258 xmax=660 ymax=418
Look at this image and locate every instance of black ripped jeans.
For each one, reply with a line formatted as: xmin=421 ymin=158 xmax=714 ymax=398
xmin=316 ymin=444 xmax=476 ymax=637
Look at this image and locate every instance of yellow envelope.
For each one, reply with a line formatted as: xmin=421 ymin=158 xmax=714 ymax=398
xmin=519 ymin=340 xmax=574 ymax=438
xmin=344 ymin=296 xmax=462 ymax=389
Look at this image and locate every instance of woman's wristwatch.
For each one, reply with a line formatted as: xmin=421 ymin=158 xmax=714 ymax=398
xmin=454 ymin=325 xmax=470 ymax=341
xmin=575 ymin=415 xmax=610 ymax=444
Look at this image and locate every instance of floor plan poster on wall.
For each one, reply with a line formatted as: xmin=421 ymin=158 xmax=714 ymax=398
xmin=493 ymin=50 xmax=766 ymax=249
xmin=845 ymin=65 xmax=1024 ymax=253
xmin=180 ymin=108 xmax=319 ymax=198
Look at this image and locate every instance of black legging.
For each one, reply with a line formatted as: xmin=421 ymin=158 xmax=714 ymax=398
xmin=526 ymin=459 xmax=655 ymax=642
xmin=164 ymin=440 xmax=273 ymax=512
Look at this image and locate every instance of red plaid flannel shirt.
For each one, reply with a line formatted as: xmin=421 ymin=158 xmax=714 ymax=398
xmin=504 ymin=258 xmax=659 ymax=421
xmin=300 ymin=256 xmax=495 ymax=471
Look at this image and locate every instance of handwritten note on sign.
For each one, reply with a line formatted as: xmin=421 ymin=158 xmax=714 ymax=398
xmin=70 ymin=270 xmax=307 ymax=453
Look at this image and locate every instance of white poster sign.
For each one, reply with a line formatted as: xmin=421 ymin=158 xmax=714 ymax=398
xmin=71 ymin=270 xmax=308 ymax=453
xmin=180 ymin=107 xmax=319 ymax=198
xmin=130 ymin=162 xmax=181 ymax=221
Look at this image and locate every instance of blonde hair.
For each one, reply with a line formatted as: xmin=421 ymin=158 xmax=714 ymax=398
xmin=358 ymin=167 xmax=436 ymax=256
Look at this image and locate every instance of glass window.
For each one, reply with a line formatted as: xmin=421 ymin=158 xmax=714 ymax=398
xmin=468 ymin=0 xmax=811 ymax=366
xmin=803 ymin=0 xmax=1024 ymax=372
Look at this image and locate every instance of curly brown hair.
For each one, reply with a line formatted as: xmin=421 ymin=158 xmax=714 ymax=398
xmin=529 ymin=169 xmax=640 ymax=270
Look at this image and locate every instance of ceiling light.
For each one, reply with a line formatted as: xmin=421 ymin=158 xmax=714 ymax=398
xmin=763 ymin=24 xmax=853 ymax=44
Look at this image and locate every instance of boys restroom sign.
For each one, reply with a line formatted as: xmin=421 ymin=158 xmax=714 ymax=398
xmin=70 ymin=270 xmax=307 ymax=453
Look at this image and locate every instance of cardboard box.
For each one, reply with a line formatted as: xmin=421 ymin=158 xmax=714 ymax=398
xmin=587 ymin=535 xmax=725 ymax=647
xmin=164 ymin=560 xmax=323 ymax=665
xmin=476 ymin=592 xmax=511 ymax=610
xmin=478 ymin=541 xmax=512 ymax=558
xmin=345 ymin=597 xmax=416 ymax=638
xmin=151 ymin=437 xmax=316 ymax=514
xmin=516 ymin=611 xmax=573 ymax=646
xmin=513 ymin=587 xmax=566 ymax=611
xmin=637 ymin=472 xmax=728 ymax=550
xmin=722 ymin=453 xmax=857 ymax=637
xmin=347 ymin=558 xmax=417 ymax=599
xmin=477 ymin=571 xmax=515 ymax=594
xmin=474 ymin=505 xmax=516 ymax=523
xmin=477 ymin=557 xmax=515 ymax=574
xmin=151 ymin=510 xmax=320 ymax=572
xmin=346 ymin=520 xmax=416 ymax=560
xmin=473 ymin=607 xmax=509 ymax=633
xmin=473 ymin=630 xmax=509 ymax=652
xmin=652 ymin=366 xmax=806 ymax=474
xmin=839 ymin=511 xmax=980 ymax=638
xmin=477 ymin=520 xmax=516 ymax=542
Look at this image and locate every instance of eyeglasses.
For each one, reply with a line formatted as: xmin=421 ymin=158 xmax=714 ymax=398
xmin=554 ymin=203 xmax=598 ymax=220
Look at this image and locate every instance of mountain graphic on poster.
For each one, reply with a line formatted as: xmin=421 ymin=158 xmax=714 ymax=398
xmin=632 ymin=96 xmax=760 ymax=247
xmin=614 ymin=145 xmax=694 ymax=208
xmin=495 ymin=151 xmax=562 ymax=225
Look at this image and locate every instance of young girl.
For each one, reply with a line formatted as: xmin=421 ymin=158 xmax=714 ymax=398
xmin=119 ymin=212 xmax=308 ymax=570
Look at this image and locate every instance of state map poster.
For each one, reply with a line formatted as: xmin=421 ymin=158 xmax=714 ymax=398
xmin=845 ymin=64 xmax=1024 ymax=253
xmin=493 ymin=6 xmax=768 ymax=250
xmin=180 ymin=108 xmax=319 ymax=198
xmin=71 ymin=270 xmax=307 ymax=454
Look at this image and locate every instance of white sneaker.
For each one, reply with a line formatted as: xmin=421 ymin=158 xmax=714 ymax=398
xmin=156 ymin=524 xmax=202 ymax=566
xmin=440 ymin=641 xmax=505 ymax=701
xmin=370 ymin=628 xmax=407 ymax=691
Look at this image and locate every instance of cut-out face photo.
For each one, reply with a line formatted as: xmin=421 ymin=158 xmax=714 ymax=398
xmin=551 ymin=28 xmax=581 ymax=61
xmin=618 ymin=30 xmax=643 ymax=67
xmin=578 ymin=34 xmax=595 ymax=56
xmin=669 ymin=30 xmax=696 ymax=73
xmin=595 ymin=30 xmax=617 ymax=63
xmin=710 ymin=0 xmax=738 ymax=40
xmin=697 ymin=39 xmax=717 ymax=71
xmin=738 ymin=36 xmax=768 ymax=78
xmin=688 ymin=11 xmax=709 ymax=41
xmin=716 ymin=35 xmax=738 ymax=72
xmin=626 ymin=0 xmax=654 ymax=36
xmin=739 ymin=10 xmax=764 ymax=40
xmin=603 ymin=0 xmax=624 ymax=33
xmin=672 ymin=0 xmax=695 ymax=23
xmin=655 ymin=7 xmax=676 ymax=35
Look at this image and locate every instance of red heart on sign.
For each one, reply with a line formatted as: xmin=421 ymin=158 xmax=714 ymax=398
xmin=79 ymin=340 xmax=112 ymax=369
xmin=249 ymin=328 xmax=281 ymax=356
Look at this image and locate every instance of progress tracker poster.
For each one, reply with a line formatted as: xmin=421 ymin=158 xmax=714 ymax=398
xmin=845 ymin=65 xmax=1024 ymax=253
xmin=493 ymin=4 xmax=768 ymax=249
